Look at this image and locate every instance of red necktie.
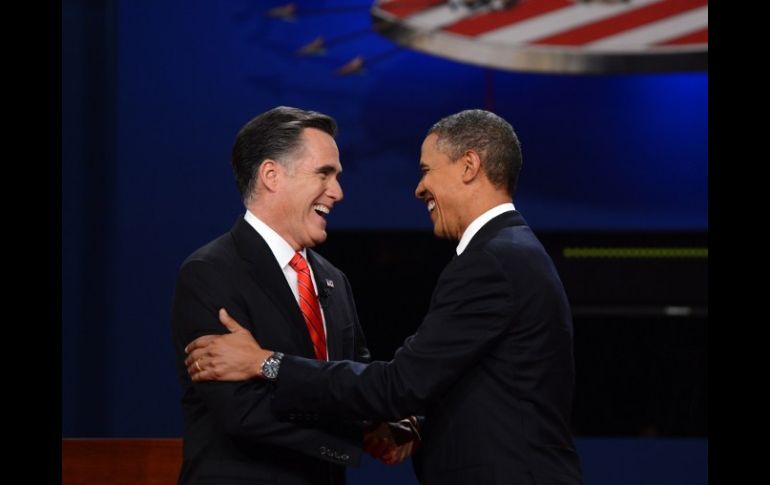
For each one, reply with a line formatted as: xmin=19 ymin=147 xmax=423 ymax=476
xmin=289 ymin=252 xmax=328 ymax=361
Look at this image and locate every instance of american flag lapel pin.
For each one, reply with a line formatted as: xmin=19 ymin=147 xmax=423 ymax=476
xmin=325 ymin=279 xmax=334 ymax=288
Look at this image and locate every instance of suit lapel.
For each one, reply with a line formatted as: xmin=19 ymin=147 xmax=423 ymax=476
xmin=464 ymin=210 xmax=527 ymax=252
xmin=230 ymin=217 xmax=316 ymax=358
xmin=307 ymin=250 xmax=343 ymax=360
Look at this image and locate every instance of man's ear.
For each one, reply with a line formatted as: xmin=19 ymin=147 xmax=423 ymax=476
xmin=461 ymin=149 xmax=482 ymax=183
xmin=259 ymin=159 xmax=280 ymax=192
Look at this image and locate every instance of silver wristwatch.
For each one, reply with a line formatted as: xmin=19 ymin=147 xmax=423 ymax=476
xmin=261 ymin=352 xmax=285 ymax=381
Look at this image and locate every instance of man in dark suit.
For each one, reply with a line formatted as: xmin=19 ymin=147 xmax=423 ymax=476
xmin=184 ymin=109 xmax=584 ymax=484
xmin=171 ymin=106 xmax=415 ymax=485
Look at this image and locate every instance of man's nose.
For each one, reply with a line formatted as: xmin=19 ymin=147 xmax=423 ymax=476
xmin=415 ymin=180 xmax=425 ymax=200
xmin=329 ymin=177 xmax=343 ymax=201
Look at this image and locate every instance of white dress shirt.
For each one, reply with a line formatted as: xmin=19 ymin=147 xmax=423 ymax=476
xmin=244 ymin=210 xmax=329 ymax=347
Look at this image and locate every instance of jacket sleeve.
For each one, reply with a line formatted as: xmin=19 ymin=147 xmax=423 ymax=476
xmin=271 ymin=249 xmax=516 ymax=421
xmin=171 ymin=259 xmax=363 ymax=466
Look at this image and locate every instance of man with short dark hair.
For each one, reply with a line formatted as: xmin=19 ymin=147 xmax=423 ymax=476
xmin=171 ymin=106 xmax=415 ymax=485
xmin=185 ymin=109 xmax=584 ymax=485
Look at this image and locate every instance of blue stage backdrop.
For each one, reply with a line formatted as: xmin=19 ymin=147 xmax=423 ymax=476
xmin=63 ymin=2 xmax=707 ymax=481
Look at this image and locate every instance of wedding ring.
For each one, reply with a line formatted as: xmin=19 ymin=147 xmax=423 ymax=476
xmin=195 ymin=360 xmax=202 ymax=372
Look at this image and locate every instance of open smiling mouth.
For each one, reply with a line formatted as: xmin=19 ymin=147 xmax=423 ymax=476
xmin=313 ymin=204 xmax=330 ymax=219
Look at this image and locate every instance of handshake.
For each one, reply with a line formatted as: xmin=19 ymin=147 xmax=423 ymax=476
xmin=362 ymin=417 xmax=421 ymax=465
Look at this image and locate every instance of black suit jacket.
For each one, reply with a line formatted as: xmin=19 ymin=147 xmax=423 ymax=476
xmin=171 ymin=217 xmax=370 ymax=485
xmin=271 ymin=211 xmax=583 ymax=485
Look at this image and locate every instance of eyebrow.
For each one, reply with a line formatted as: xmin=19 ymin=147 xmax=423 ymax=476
xmin=316 ymin=164 xmax=341 ymax=175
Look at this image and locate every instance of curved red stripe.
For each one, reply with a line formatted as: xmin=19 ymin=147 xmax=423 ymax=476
xmin=378 ymin=0 xmax=445 ymax=18
xmin=533 ymin=0 xmax=708 ymax=46
xmin=445 ymin=0 xmax=572 ymax=36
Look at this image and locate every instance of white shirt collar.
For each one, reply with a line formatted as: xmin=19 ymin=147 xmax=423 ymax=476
xmin=456 ymin=203 xmax=516 ymax=256
xmin=244 ymin=210 xmax=306 ymax=268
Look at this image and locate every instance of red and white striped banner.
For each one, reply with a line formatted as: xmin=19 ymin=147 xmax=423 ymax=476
xmin=372 ymin=0 xmax=707 ymax=73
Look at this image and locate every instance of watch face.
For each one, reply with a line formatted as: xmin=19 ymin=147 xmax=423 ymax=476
xmin=263 ymin=357 xmax=279 ymax=379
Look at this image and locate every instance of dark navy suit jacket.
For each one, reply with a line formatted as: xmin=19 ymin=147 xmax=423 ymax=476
xmin=171 ymin=217 xmax=370 ymax=484
xmin=271 ymin=211 xmax=583 ymax=485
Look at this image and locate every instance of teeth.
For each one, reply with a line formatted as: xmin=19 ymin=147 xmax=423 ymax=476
xmin=313 ymin=204 xmax=330 ymax=215
xmin=427 ymin=200 xmax=435 ymax=212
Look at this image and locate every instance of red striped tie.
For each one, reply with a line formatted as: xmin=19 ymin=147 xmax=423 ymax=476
xmin=289 ymin=252 xmax=328 ymax=361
